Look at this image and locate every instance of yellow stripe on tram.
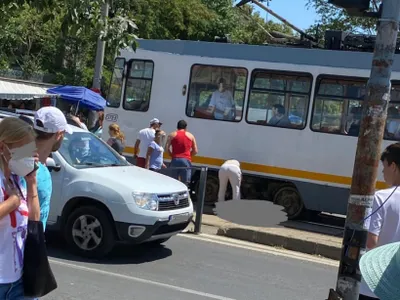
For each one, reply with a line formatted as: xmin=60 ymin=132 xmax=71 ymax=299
xmin=122 ymin=146 xmax=387 ymax=190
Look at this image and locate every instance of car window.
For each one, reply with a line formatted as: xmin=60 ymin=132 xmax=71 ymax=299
xmin=58 ymin=131 xmax=128 ymax=168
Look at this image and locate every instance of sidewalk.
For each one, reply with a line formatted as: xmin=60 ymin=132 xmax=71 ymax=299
xmin=189 ymin=213 xmax=343 ymax=261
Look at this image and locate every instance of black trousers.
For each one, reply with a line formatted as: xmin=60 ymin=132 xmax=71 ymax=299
xmin=359 ymin=294 xmax=379 ymax=300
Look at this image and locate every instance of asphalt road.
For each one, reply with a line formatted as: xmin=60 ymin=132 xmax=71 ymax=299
xmin=43 ymin=233 xmax=337 ymax=300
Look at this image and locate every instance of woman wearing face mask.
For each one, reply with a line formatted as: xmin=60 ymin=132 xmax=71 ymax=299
xmin=145 ymin=130 xmax=167 ymax=171
xmin=0 ymin=117 xmax=40 ymax=300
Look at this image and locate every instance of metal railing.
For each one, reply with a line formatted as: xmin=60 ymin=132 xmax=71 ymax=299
xmin=155 ymin=165 xmax=208 ymax=234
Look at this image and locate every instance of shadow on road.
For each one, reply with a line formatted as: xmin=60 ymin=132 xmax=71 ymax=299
xmin=45 ymin=232 xmax=173 ymax=265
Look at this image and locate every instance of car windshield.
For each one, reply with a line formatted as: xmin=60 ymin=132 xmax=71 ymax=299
xmin=58 ymin=131 xmax=129 ymax=168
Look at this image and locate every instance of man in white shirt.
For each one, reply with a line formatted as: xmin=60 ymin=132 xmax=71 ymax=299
xmin=218 ymin=159 xmax=242 ymax=202
xmin=134 ymin=118 xmax=162 ymax=168
xmin=208 ymin=78 xmax=235 ymax=120
xmin=359 ymin=142 xmax=400 ymax=300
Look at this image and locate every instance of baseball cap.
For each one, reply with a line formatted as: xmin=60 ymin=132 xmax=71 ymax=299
xmin=150 ymin=118 xmax=162 ymax=125
xmin=34 ymin=106 xmax=72 ymax=134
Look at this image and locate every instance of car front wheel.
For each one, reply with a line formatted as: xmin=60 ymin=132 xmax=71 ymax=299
xmin=64 ymin=205 xmax=115 ymax=258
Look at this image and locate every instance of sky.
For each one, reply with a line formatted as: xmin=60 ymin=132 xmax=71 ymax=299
xmin=251 ymin=0 xmax=318 ymax=31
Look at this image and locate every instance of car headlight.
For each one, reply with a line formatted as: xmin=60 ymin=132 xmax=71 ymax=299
xmin=132 ymin=192 xmax=158 ymax=211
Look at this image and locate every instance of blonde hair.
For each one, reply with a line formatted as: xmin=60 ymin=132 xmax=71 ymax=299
xmin=0 ymin=117 xmax=36 ymax=172
xmin=109 ymin=123 xmax=125 ymax=143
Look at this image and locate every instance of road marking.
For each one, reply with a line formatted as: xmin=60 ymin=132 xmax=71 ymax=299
xmin=178 ymin=233 xmax=339 ymax=267
xmin=49 ymin=258 xmax=237 ymax=300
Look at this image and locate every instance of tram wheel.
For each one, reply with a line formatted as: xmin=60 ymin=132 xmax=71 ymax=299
xmin=273 ymin=185 xmax=305 ymax=220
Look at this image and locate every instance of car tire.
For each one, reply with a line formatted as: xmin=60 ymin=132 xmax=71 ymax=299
xmin=64 ymin=205 xmax=115 ymax=258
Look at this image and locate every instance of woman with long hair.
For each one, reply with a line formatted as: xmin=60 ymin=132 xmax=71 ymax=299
xmin=0 ymin=117 xmax=40 ymax=299
xmin=107 ymin=123 xmax=125 ymax=155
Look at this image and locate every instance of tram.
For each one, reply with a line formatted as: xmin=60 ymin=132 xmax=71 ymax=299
xmin=103 ymin=38 xmax=400 ymax=219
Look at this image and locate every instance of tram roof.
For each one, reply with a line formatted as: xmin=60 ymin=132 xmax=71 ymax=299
xmin=133 ymin=39 xmax=400 ymax=72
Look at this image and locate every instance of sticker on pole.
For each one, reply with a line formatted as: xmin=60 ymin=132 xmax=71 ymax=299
xmin=348 ymin=195 xmax=374 ymax=207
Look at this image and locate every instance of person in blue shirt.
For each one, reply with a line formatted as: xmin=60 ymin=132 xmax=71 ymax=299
xmin=20 ymin=107 xmax=71 ymax=230
xmin=145 ymin=129 xmax=167 ymax=171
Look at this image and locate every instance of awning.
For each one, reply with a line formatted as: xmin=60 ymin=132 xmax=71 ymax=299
xmin=0 ymin=78 xmax=55 ymax=100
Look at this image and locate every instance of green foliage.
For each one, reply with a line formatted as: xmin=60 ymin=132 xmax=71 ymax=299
xmin=0 ymin=0 xmax=293 ymax=88
xmin=306 ymin=0 xmax=379 ymax=34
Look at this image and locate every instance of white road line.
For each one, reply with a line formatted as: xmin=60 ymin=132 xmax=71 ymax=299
xmin=178 ymin=233 xmax=339 ymax=267
xmin=49 ymin=259 xmax=237 ymax=300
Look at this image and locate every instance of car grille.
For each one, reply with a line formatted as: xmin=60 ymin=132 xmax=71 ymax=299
xmin=157 ymin=192 xmax=190 ymax=211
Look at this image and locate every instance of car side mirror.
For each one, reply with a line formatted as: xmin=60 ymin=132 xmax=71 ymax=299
xmin=46 ymin=157 xmax=61 ymax=172
xmin=121 ymin=155 xmax=127 ymax=161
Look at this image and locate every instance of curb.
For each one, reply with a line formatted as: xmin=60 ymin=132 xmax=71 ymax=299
xmin=200 ymin=220 xmax=341 ymax=261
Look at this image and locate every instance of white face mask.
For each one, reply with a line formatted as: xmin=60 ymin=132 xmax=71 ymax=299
xmin=6 ymin=142 xmax=37 ymax=177
xmin=9 ymin=157 xmax=37 ymax=177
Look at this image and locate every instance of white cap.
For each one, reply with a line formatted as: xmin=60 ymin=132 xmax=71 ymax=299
xmin=150 ymin=118 xmax=162 ymax=125
xmin=34 ymin=106 xmax=72 ymax=134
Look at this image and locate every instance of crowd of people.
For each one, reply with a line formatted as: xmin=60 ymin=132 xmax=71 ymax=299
xmin=132 ymin=117 xmax=243 ymax=203
xmin=133 ymin=118 xmax=198 ymax=186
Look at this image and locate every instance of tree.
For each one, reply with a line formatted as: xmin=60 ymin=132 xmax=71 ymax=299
xmin=0 ymin=0 xmax=294 ymax=88
xmin=306 ymin=0 xmax=380 ymax=34
xmin=0 ymin=3 xmax=61 ymax=80
xmin=129 ymin=0 xmax=216 ymax=41
xmin=231 ymin=5 xmax=293 ymax=44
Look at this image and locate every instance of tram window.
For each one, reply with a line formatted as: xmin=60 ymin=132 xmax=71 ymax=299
xmin=311 ymin=76 xmax=367 ymax=135
xmin=246 ymin=70 xmax=312 ymax=129
xmin=123 ymin=60 xmax=154 ymax=112
xmin=385 ymin=83 xmax=400 ymax=141
xmin=106 ymin=58 xmax=125 ymax=108
xmin=311 ymin=77 xmax=400 ymax=140
xmin=186 ymin=64 xmax=248 ymax=122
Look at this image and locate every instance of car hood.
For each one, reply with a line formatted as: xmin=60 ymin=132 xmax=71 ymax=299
xmin=78 ymin=165 xmax=188 ymax=194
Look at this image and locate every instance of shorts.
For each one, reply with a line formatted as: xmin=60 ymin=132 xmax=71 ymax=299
xmin=136 ymin=157 xmax=146 ymax=168
xmin=170 ymin=158 xmax=192 ymax=184
xmin=0 ymin=277 xmax=24 ymax=300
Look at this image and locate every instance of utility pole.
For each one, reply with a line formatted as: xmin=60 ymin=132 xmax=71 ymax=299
xmin=92 ymin=0 xmax=109 ymax=90
xmin=328 ymin=0 xmax=400 ymax=299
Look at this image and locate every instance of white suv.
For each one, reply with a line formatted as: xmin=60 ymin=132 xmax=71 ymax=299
xmin=0 ymin=110 xmax=194 ymax=258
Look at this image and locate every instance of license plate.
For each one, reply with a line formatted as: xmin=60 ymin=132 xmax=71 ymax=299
xmin=168 ymin=213 xmax=190 ymax=225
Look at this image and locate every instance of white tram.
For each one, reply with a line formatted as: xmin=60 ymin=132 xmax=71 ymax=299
xmin=103 ymin=39 xmax=400 ymax=219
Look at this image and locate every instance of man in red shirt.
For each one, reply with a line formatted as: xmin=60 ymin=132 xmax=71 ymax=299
xmin=165 ymin=120 xmax=198 ymax=186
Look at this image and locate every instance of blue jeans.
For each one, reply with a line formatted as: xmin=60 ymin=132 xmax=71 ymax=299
xmin=170 ymin=158 xmax=192 ymax=184
xmin=0 ymin=277 xmax=24 ymax=300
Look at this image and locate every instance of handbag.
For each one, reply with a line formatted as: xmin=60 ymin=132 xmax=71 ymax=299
xmin=10 ymin=174 xmax=57 ymax=297
xmin=23 ymin=220 xmax=58 ymax=297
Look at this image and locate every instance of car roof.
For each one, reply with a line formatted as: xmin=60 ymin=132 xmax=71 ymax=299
xmin=0 ymin=108 xmax=86 ymax=133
